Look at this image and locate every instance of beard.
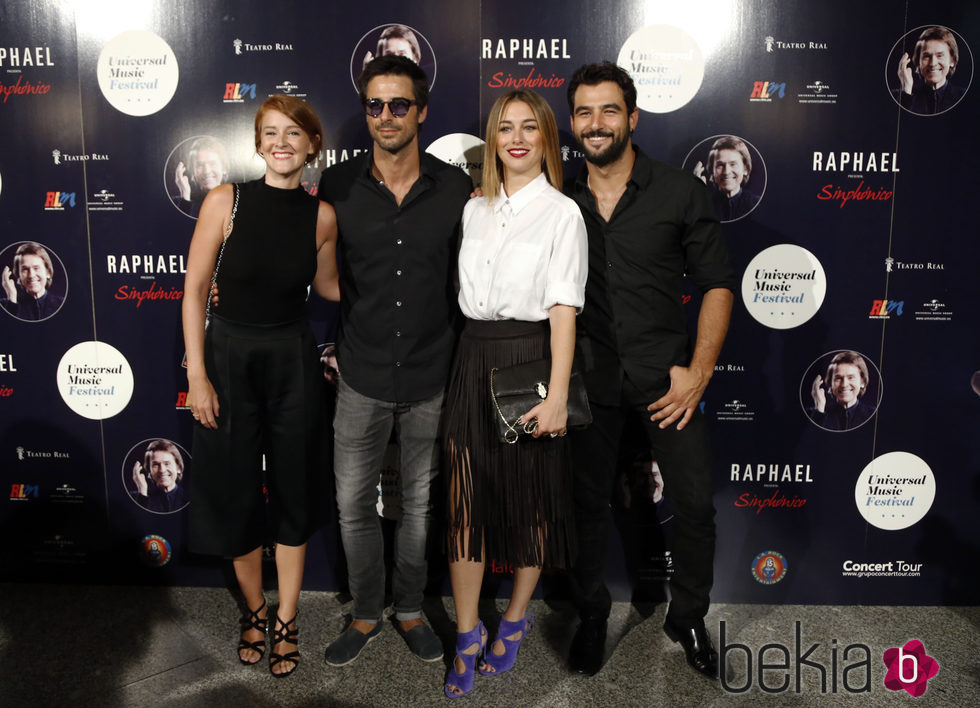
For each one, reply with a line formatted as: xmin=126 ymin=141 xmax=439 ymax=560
xmin=577 ymin=128 xmax=631 ymax=167
xmin=371 ymin=120 xmax=418 ymax=155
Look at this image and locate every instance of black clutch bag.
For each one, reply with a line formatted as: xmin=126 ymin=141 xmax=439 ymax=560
xmin=489 ymin=359 xmax=593 ymax=444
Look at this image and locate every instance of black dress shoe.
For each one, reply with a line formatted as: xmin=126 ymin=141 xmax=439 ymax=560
xmin=569 ymin=616 xmax=607 ymax=675
xmin=663 ymin=617 xmax=719 ymax=680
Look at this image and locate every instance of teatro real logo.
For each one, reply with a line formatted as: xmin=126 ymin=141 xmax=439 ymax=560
xmin=14 ymin=447 xmax=70 ymax=460
xmin=52 ymin=149 xmax=109 ymax=164
xmin=763 ymin=36 xmax=828 ymax=52
xmin=232 ymin=39 xmax=294 ymax=55
xmin=884 ymin=257 xmax=944 ymax=273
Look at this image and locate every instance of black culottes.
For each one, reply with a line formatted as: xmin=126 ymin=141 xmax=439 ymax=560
xmin=443 ymin=318 xmax=574 ymax=569
xmin=189 ymin=316 xmax=326 ymax=557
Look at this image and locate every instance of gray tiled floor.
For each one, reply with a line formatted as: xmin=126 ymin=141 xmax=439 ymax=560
xmin=0 ymin=583 xmax=975 ymax=706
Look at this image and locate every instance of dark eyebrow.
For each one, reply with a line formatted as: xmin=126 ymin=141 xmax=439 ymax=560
xmin=574 ymin=103 xmax=623 ymax=113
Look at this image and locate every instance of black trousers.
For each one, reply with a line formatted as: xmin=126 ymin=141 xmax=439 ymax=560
xmin=189 ymin=316 xmax=326 ymax=557
xmin=569 ymin=378 xmax=716 ymax=622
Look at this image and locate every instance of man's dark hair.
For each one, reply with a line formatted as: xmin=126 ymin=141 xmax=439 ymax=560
xmin=357 ymin=55 xmax=429 ymax=109
xmin=567 ymin=61 xmax=637 ymax=114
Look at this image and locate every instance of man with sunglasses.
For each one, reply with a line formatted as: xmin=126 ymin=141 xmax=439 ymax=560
xmin=318 ymin=55 xmax=471 ymax=667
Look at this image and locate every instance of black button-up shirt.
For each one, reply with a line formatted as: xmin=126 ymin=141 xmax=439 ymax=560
xmin=2 ymin=291 xmax=64 ymax=321
xmin=318 ymin=151 xmax=471 ymax=402
xmin=567 ymin=147 xmax=736 ymax=406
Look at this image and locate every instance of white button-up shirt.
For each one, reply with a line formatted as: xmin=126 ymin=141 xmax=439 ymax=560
xmin=458 ymin=173 xmax=587 ymax=321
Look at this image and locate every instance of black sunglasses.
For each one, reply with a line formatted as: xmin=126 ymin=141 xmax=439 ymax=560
xmin=364 ymin=97 xmax=418 ymax=118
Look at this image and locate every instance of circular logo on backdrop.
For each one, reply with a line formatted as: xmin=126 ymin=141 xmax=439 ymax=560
xmin=0 ymin=241 xmax=69 ymax=322
xmin=741 ymin=244 xmax=826 ymax=329
xmin=885 ymin=25 xmax=972 ymax=116
xmin=617 ymin=25 xmax=705 ymax=113
xmin=164 ymin=136 xmax=232 ymax=219
xmin=682 ymin=135 xmax=766 ymax=223
xmin=800 ymin=350 xmax=882 ymax=432
xmin=123 ymin=438 xmax=191 ymax=514
xmin=139 ymin=534 xmax=172 ymax=567
xmin=855 ymin=452 xmax=935 ymax=530
xmin=751 ymin=551 xmax=787 ymax=585
xmin=97 ymin=30 xmax=179 ymax=116
xmin=57 ymin=341 xmax=134 ymax=419
xmin=425 ymin=133 xmax=484 ymax=187
xmin=350 ymin=23 xmax=437 ymax=91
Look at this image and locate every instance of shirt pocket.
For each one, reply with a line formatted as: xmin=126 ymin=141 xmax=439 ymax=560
xmin=495 ymin=242 xmax=544 ymax=294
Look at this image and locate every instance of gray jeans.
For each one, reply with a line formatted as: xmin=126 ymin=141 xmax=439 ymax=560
xmin=333 ymin=378 xmax=443 ymax=622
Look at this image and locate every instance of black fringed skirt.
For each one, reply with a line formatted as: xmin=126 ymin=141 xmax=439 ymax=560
xmin=444 ymin=318 xmax=574 ymax=569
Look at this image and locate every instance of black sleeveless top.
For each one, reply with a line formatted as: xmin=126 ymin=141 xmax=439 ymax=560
xmin=215 ymin=179 xmax=318 ymax=325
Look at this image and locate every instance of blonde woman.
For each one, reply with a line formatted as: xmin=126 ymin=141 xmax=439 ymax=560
xmin=443 ymin=89 xmax=587 ymax=698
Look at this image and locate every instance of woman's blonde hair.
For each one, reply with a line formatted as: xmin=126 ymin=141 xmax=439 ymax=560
xmin=481 ymin=89 xmax=563 ymax=200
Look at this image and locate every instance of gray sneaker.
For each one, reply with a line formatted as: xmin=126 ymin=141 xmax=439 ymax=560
xmin=324 ymin=623 xmax=382 ymax=666
xmin=397 ymin=621 xmax=444 ymax=662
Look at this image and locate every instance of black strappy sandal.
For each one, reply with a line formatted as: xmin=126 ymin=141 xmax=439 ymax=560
xmin=269 ymin=612 xmax=300 ymax=678
xmin=238 ymin=599 xmax=268 ymax=665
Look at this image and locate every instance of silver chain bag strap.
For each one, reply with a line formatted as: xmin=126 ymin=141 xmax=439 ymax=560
xmin=204 ymin=183 xmax=239 ymax=327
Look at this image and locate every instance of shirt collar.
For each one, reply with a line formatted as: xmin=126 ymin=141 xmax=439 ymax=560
xmin=573 ymin=145 xmax=651 ymax=194
xmin=493 ymin=172 xmax=549 ymax=215
xmin=359 ymin=147 xmax=434 ymax=180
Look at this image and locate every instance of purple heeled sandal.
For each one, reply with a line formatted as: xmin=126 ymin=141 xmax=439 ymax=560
xmin=445 ymin=620 xmax=487 ymax=699
xmin=479 ymin=612 xmax=533 ymax=676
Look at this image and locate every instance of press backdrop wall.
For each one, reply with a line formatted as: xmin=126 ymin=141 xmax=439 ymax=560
xmin=1 ymin=0 xmax=977 ymax=606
